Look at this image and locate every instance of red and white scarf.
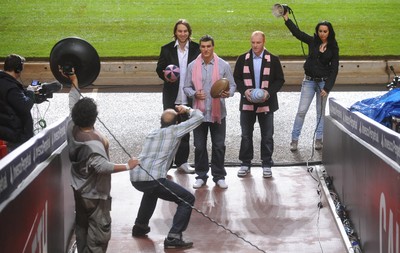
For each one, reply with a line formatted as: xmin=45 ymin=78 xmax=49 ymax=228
xmin=192 ymin=53 xmax=222 ymax=123
xmin=242 ymin=51 xmax=271 ymax=113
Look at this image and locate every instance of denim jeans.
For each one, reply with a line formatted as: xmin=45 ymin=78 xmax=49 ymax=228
xmin=193 ymin=118 xmax=227 ymax=183
xmin=239 ymin=111 xmax=274 ymax=167
xmin=131 ymin=179 xmax=195 ymax=237
xmin=291 ymin=79 xmax=328 ymax=141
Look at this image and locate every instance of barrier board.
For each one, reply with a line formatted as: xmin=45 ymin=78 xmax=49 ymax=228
xmin=323 ymin=98 xmax=399 ymax=253
xmin=0 ymin=117 xmax=74 ymax=253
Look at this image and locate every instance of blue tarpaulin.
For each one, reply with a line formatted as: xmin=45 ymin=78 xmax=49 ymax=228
xmin=350 ymin=88 xmax=400 ymax=128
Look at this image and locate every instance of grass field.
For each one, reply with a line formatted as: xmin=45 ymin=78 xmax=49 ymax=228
xmin=0 ymin=0 xmax=399 ymax=59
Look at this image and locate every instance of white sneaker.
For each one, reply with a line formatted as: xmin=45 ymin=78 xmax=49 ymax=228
xmin=193 ymin=179 xmax=205 ymax=189
xmin=216 ymin=179 xmax=228 ymax=189
xmin=177 ymin=163 xmax=195 ymax=174
xmin=237 ymin=166 xmax=250 ymax=177
xmin=263 ymin=167 xmax=272 ymax=178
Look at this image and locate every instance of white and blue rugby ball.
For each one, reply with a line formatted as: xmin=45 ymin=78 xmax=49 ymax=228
xmin=250 ymin=88 xmax=265 ymax=103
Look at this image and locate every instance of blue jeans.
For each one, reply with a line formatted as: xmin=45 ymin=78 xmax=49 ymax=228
xmin=291 ymin=79 xmax=328 ymax=141
xmin=193 ymin=118 xmax=227 ymax=183
xmin=131 ymin=179 xmax=195 ymax=238
xmin=239 ymin=111 xmax=274 ymax=167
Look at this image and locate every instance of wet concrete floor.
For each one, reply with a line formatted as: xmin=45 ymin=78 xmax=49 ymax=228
xmin=36 ymin=88 xmax=384 ymax=252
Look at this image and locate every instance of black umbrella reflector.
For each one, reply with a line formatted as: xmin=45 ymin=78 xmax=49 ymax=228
xmin=50 ymin=37 xmax=100 ymax=88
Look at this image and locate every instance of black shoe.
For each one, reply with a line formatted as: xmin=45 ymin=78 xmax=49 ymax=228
xmin=132 ymin=225 xmax=150 ymax=237
xmin=164 ymin=237 xmax=193 ymax=249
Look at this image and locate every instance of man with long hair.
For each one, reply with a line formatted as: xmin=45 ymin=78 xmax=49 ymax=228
xmin=156 ymin=19 xmax=200 ymax=174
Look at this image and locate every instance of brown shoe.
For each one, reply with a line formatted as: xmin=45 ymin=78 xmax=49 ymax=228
xmin=315 ymin=139 xmax=323 ymax=150
xmin=290 ymin=140 xmax=298 ymax=151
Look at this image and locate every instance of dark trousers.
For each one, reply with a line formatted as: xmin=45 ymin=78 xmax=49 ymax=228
xmin=239 ymin=111 xmax=274 ymax=167
xmin=174 ymin=113 xmax=190 ymax=167
xmin=193 ymin=118 xmax=227 ymax=183
xmin=131 ymin=178 xmax=195 ymax=237
xmin=73 ymin=191 xmax=111 ymax=253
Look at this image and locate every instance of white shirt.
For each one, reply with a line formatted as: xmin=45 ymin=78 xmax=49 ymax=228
xmin=175 ymin=40 xmax=189 ymax=105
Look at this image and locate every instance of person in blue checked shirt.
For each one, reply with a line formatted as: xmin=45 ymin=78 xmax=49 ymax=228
xmin=130 ymin=105 xmax=204 ymax=249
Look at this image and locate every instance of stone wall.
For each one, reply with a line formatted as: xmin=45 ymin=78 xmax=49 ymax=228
xmin=2 ymin=60 xmax=400 ymax=87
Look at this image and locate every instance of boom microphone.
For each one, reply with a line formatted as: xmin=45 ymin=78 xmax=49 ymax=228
xmin=272 ymin=3 xmax=292 ymax=17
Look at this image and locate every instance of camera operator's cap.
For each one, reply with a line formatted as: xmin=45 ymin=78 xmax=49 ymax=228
xmin=210 ymin=78 xmax=230 ymax=98
xmin=49 ymin=37 xmax=100 ymax=88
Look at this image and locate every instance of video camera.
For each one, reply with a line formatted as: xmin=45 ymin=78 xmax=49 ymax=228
xmin=30 ymin=80 xmax=63 ymax=104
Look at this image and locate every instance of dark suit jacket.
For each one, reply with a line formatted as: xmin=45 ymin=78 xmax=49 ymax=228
xmin=234 ymin=49 xmax=285 ymax=113
xmin=156 ymin=40 xmax=200 ymax=110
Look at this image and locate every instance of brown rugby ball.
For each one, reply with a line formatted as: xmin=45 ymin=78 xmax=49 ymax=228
xmin=210 ymin=78 xmax=230 ymax=98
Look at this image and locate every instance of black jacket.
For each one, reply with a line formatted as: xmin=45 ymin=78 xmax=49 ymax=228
xmin=156 ymin=40 xmax=200 ymax=110
xmin=234 ymin=49 xmax=285 ymax=113
xmin=0 ymin=71 xmax=34 ymax=144
xmin=285 ymin=19 xmax=339 ymax=92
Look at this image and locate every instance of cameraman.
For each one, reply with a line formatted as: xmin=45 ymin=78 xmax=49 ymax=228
xmin=0 ymin=54 xmax=35 ymax=152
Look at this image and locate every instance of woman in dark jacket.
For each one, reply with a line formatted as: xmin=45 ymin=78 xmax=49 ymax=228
xmin=282 ymin=12 xmax=339 ymax=151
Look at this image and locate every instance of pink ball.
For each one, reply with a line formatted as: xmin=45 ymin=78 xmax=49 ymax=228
xmin=165 ymin=64 xmax=180 ymax=81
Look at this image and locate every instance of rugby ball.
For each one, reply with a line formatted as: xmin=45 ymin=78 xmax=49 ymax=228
xmin=250 ymin=88 xmax=265 ymax=103
xmin=210 ymin=78 xmax=230 ymax=98
xmin=164 ymin=64 xmax=180 ymax=82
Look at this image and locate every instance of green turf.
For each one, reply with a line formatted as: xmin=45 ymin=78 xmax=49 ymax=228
xmin=0 ymin=0 xmax=399 ymax=59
